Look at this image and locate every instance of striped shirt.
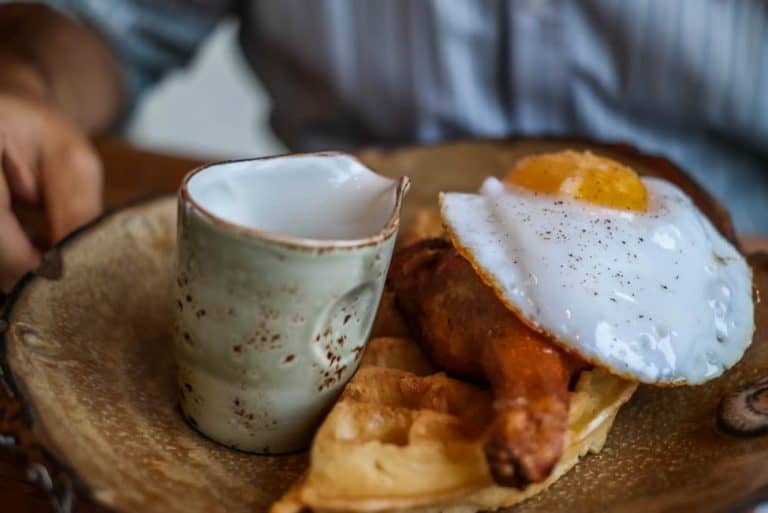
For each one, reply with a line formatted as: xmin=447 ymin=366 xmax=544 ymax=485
xmin=46 ymin=0 xmax=768 ymax=233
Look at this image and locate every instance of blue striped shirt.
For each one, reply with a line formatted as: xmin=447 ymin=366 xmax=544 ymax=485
xmin=45 ymin=0 xmax=768 ymax=233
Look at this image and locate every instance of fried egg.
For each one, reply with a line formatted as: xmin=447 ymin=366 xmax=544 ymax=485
xmin=440 ymin=151 xmax=754 ymax=385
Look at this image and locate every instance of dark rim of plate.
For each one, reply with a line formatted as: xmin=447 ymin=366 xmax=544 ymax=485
xmin=0 ymin=136 xmax=755 ymax=513
xmin=0 ymin=194 xmax=170 ymax=513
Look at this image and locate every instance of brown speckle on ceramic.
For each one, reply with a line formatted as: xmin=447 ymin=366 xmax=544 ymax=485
xmin=174 ymin=154 xmax=406 ymax=454
xmin=4 ymin=198 xmax=308 ymax=513
xmin=2 ymin=140 xmax=763 ymax=513
xmin=181 ymin=331 xmax=195 ymax=348
xmin=309 ymin=283 xmax=378 ymax=394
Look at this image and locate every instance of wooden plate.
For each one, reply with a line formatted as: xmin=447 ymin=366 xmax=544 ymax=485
xmin=0 ymin=139 xmax=764 ymax=513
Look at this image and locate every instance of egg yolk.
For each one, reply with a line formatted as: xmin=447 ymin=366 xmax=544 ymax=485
xmin=504 ymin=150 xmax=648 ymax=212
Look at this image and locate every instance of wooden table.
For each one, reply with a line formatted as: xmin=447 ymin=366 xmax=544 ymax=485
xmin=1 ymin=138 xmax=766 ymax=513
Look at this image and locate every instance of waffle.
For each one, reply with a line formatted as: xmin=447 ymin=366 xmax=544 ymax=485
xmin=272 ymin=206 xmax=637 ymax=512
xmin=271 ymin=337 xmax=636 ymax=513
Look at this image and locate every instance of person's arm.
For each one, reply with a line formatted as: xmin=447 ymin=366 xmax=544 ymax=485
xmin=0 ymin=1 xmax=231 ymax=291
xmin=0 ymin=3 xmax=126 ymax=132
xmin=0 ymin=4 xmax=125 ymax=290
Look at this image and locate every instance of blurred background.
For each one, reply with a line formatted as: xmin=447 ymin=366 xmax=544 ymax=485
xmin=0 ymin=0 xmax=765 ymax=242
xmin=127 ymin=20 xmax=284 ymax=159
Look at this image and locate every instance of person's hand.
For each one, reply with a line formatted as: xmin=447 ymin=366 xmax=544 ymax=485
xmin=0 ymin=92 xmax=102 ymax=291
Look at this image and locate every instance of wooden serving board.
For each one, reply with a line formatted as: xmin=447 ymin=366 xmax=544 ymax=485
xmin=0 ymin=138 xmax=763 ymax=513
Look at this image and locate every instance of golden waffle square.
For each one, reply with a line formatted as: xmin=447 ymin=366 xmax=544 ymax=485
xmin=272 ymin=337 xmax=636 ymax=513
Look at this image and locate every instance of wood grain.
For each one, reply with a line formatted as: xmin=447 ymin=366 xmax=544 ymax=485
xmin=0 ymin=138 xmax=202 ymax=513
xmin=0 ymin=137 xmax=765 ymax=513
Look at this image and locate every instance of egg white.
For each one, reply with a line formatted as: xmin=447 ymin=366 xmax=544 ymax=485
xmin=440 ymin=177 xmax=754 ymax=385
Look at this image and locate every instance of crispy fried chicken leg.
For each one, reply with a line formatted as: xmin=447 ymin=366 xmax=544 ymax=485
xmin=388 ymin=239 xmax=584 ymax=487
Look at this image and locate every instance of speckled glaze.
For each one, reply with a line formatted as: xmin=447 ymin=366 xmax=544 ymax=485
xmin=174 ymin=153 xmax=408 ymax=453
xmin=1 ymin=139 xmax=765 ymax=513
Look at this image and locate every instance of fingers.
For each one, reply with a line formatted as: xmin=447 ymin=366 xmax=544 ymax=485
xmin=41 ymin=136 xmax=102 ymax=243
xmin=1 ymin=134 xmax=39 ymax=204
xmin=0 ymin=94 xmax=103 ymax=290
xmin=0 ymin=171 xmax=40 ymax=291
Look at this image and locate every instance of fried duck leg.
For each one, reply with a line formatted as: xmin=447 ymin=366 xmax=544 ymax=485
xmin=388 ymin=238 xmax=584 ymax=487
